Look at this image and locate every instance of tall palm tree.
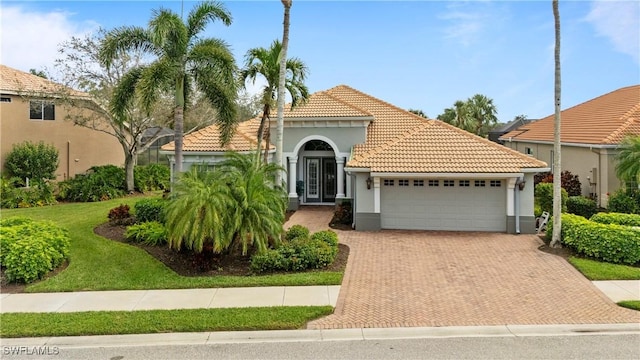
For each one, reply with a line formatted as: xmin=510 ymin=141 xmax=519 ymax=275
xmin=466 ymin=94 xmax=498 ymax=137
xmin=616 ymin=135 xmax=640 ymax=185
xmin=550 ymin=0 xmax=562 ymax=248
xmin=276 ymin=0 xmax=294 ymax=185
xmin=240 ymin=39 xmax=308 ymax=164
xmin=100 ymin=1 xmax=237 ymax=174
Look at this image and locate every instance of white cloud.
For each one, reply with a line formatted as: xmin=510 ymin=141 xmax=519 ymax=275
xmin=586 ymin=0 xmax=640 ymax=63
xmin=0 ymin=5 xmax=98 ymax=74
xmin=439 ymin=6 xmax=488 ymax=47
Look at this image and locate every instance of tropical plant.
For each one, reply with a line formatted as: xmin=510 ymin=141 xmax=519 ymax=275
xmin=4 ymin=141 xmax=59 ymax=183
xmin=240 ymin=39 xmax=309 ymax=164
xmin=550 ymin=0 xmax=562 ymax=248
xmin=100 ymin=1 xmax=238 ymax=175
xmin=276 ymin=0 xmax=294 ymax=185
xmin=437 ymin=95 xmax=497 ymax=137
xmin=616 ymin=135 xmax=640 ymax=185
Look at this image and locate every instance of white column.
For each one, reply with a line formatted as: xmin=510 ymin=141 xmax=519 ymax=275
xmin=288 ymin=156 xmax=298 ymax=197
xmin=374 ymin=176 xmax=381 ymax=213
xmin=506 ymin=178 xmax=516 ymax=216
xmin=336 ymin=157 xmax=345 ymax=199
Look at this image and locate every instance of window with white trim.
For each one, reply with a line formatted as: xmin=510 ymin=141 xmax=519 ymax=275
xmin=413 ymin=180 xmax=424 ymax=187
xmin=30 ymin=100 xmax=55 ymax=120
xmin=398 ymin=179 xmax=409 ymax=186
xmin=428 ymin=180 xmax=439 ymax=187
xmin=383 ymin=179 xmax=394 ymax=186
xmin=474 ymin=180 xmax=486 ymax=187
xmin=444 ymin=180 xmax=455 ymax=187
xmin=490 ymin=180 xmax=502 ymax=187
xmin=459 ymin=180 xmax=470 ymax=187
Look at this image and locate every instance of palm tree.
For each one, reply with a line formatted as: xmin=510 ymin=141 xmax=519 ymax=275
xmin=616 ymin=135 xmax=640 ymax=185
xmin=240 ymin=39 xmax=309 ymax=165
xmin=550 ymin=0 xmax=562 ymax=248
xmin=220 ymin=152 xmax=287 ymax=255
xmin=165 ymin=167 xmax=235 ymax=253
xmin=100 ymin=1 xmax=237 ymax=174
xmin=276 ymin=0 xmax=294 ymax=185
xmin=466 ymin=94 xmax=498 ymax=137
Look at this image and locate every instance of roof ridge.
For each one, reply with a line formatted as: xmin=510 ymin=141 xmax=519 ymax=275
xmin=323 ymin=91 xmax=373 ymax=117
xmin=353 ymin=121 xmax=432 ymax=163
xmin=327 ymin=85 xmax=431 ymax=121
xmin=603 ymin=113 xmax=640 ymax=144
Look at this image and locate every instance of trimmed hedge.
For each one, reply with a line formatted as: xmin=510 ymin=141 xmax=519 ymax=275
xmin=566 ymin=196 xmax=597 ymax=219
xmin=251 ymin=228 xmax=339 ymax=273
xmin=559 ymin=213 xmax=640 ymax=265
xmin=0 ymin=217 xmax=70 ymax=283
xmin=590 ymin=212 xmax=640 ymax=227
xmin=608 ymin=189 xmax=640 ymax=214
xmin=125 ymin=221 xmax=168 ymax=246
xmin=134 ymin=198 xmax=167 ymax=223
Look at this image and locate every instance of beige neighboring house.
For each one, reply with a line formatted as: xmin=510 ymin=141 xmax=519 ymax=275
xmin=501 ymin=85 xmax=640 ymax=208
xmin=163 ymin=85 xmax=548 ymax=234
xmin=0 ymin=65 xmax=124 ymax=181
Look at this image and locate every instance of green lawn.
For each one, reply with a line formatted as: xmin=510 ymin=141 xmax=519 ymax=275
xmin=568 ymin=257 xmax=640 ymax=280
xmin=617 ymin=301 xmax=640 ymax=311
xmin=0 ymin=306 xmax=333 ymax=338
xmin=3 ymin=198 xmax=342 ymax=292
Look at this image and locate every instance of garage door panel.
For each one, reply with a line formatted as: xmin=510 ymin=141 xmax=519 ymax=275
xmin=381 ymin=179 xmax=507 ymax=232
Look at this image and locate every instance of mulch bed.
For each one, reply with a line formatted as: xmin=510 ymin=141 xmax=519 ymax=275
xmin=537 ymin=234 xmax=573 ymax=260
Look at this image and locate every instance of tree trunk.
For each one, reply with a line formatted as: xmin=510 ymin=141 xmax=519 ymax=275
xmin=550 ymin=0 xmax=562 ymax=248
xmin=264 ymin=117 xmax=271 ymax=164
xmin=174 ymin=76 xmax=185 ymax=177
xmin=124 ymin=153 xmax=135 ymax=193
xmin=276 ymin=0 xmax=292 ymax=186
xmin=256 ymin=104 xmax=270 ymax=164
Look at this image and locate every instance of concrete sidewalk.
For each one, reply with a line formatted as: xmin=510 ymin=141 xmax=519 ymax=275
xmin=592 ymin=281 xmax=640 ymax=302
xmin=0 ymin=286 xmax=340 ymax=313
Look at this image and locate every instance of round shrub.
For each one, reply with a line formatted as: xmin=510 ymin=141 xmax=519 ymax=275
xmin=607 ymin=189 xmax=640 ymax=214
xmin=4 ymin=141 xmax=59 ymax=182
xmin=535 ymin=182 xmax=567 ymax=215
xmin=285 ymin=225 xmax=310 ymax=241
xmin=0 ymin=217 xmax=70 ymax=283
xmin=250 ymin=236 xmax=338 ymax=273
xmin=134 ymin=198 xmax=167 ymax=223
xmin=566 ymin=196 xmax=597 ymax=219
xmin=125 ymin=221 xmax=168 ymax=246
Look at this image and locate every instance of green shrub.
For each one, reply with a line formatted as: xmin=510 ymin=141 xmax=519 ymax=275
xmin=125 ymin=221 xmax=168 ymax=246
xmin=0 ymin=217 xmax=70 ymax=283
xmin=285 ymin=225 xmax=310 ymax=241
xmin=58 ymin=165 xmax=126 ymax=202
xmin=251 ymin=230 xmax=339 ymax=273
xmin=331 ymin=200 xmax=353 ymax=225
xmin=535 ymin=182 xmax=567 ymax=215
xmin=534 ymin=170 xmax=582 ymax=196
xmin=0 ymin=178 xmax=56 ymax=209
xmin=134 ymin=164 xmax=170 ymax=192
xmin=108 ymin=204 xmax=132 ymax=225
xmin=566 ymin=196 xmax=598 ymax=219
xmin=590 ymin=212 xmax=640 ymax=227
xmin=134 ymin=198 xmax=167 ymax=223
xmin=558 ymin=213 xmax=640 ymax=265
xmin=4 ymin=141 xmax=59 ymax=182
xmin=608 ymin=189 xmax=640 ymax=214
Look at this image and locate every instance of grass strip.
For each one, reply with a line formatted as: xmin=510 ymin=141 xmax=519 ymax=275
xmin=617 ymin=301 xmax=640 ymax=311
xmin=2 ymin=198 xmax=342 ymax=292
xmin=568 ymin=257 xmax=640 ymax=280
xmin=0 ymin=306 xmax=333 ymax=338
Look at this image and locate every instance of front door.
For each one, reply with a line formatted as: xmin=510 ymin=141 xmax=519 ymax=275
xmin=305 ymin=157 xmax=336 ymax=203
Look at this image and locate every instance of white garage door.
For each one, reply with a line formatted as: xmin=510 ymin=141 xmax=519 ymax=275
xmin=381 ymin=179 xmax=507 ymax=232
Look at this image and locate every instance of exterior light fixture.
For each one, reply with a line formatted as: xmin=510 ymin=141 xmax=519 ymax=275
xmin=366 ymin=177 xmax=372 ymax=190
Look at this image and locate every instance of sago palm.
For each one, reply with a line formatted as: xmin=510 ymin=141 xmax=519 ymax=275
xmin=100 ymin=1 xmax=237 ymax=174
xmin=219 ymin=152 xmax=287 ymax=255
xmin=616 ymin=135 xmax=640 ymax=185
xmin=240 ymin=40 xmax=309 ymax=164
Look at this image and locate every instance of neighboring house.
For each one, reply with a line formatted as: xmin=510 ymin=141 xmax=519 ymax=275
xmin=137 ymin=127 xmax=174 ymax=165
xmin=162 ymin=85 xmax=548 ymax=233
xmin=501 ymin=85 xmax=640 ymax=207
xmin=0 ymin=65 xmax=124 ymax=181
xmin=488 ymin=117 xmax=535 ymax=144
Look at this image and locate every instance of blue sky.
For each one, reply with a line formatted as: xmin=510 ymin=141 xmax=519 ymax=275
xmin=1 ymin=1 xmax=638 ymax=122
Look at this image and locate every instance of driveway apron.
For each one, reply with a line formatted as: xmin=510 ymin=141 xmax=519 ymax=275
xmin=284 ymin=208 xmax=640 ymax=329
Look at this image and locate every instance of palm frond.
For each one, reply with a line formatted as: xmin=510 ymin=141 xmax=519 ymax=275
xmin=187 ymin=1 xmax=232 ymax=39
xmin=99 ymin=27 xmax=154 ymax=68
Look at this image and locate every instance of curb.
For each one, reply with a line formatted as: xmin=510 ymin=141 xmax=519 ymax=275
xmin=2 ymin=323 xmax=638 ymax=349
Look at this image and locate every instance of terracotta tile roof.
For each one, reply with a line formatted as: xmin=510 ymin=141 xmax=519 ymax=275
xmin=0 ymin=64 xmax=88 ymax=98
xmin=501 ymin=85 xmax=640 ymax=145
xmin=281 ymin=90 xmax=373 ymax=118
xmin=161 ymin=119 xmax=272 ymax=152
xmin=348 ymin=120 xmax=548 ymax=173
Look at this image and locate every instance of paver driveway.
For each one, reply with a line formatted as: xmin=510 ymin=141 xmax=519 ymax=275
xmin=286 ymin=207 xmax=640 ymax=329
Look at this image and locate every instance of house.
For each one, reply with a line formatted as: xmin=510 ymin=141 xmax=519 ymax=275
xmin=501 ymin=85 xmax=640 ymax=207
xmin=488 ymin=117 xmax=536 ymax=144
xmin=162 ymin=85 xmax=548 ymax=233
xmin=0 ymin=65 xmax=124 ymax=181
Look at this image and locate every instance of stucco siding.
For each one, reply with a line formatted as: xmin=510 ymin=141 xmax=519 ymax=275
xmin=281 ymin=127 xmax=366 ymax=154
xmin=0 ymin=95 xmax=124 ymax=181
xmin=354 ymin=172 xmax=374 ymax=213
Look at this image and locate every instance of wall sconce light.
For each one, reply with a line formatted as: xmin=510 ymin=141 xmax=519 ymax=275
xmin=366 ymin=177 xmax=372 ymax=190
xmin=518 ymin=180 xmax=526 ymax=191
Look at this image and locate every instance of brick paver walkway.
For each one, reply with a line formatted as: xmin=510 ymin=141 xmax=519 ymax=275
xmin=285 ymin=207 xmax=640 ymax=329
